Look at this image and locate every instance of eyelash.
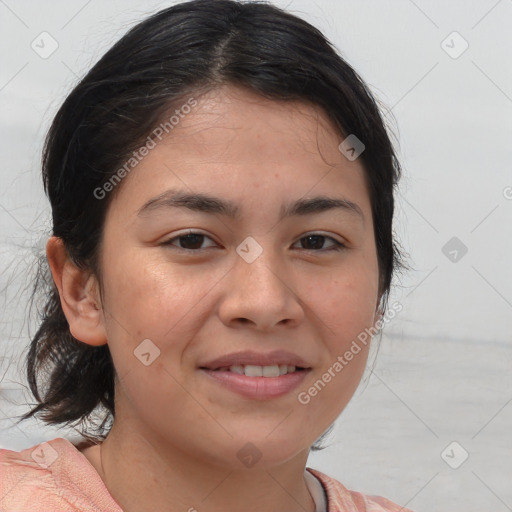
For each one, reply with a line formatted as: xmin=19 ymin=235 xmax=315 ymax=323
xmin=161 ymin=231 xmax=346 ymax=254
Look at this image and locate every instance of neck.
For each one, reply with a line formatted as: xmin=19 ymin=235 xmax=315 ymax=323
xmin=93 ymin=421 xmax=316 ymax=512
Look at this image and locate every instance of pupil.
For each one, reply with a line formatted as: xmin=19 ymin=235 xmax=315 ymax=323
xmin=303 ymin=235 xmax=323 ymax=249
xmin=181 ymin=234 xmax=203 ymax=250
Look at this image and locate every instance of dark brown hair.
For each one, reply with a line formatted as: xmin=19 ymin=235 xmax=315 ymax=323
xmin=16 ymin=0 xmax=403 ymax=451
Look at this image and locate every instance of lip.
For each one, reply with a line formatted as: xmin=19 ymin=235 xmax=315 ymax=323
xmin=199 ymin=350 xmax=312 ymax=370
xmin=200 ymin=367 xmax=311 ymax=400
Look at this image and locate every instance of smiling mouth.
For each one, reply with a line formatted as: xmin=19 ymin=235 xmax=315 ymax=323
xmin=201 ymin=364 xmax=308 ymax=377
xmin=199 ymin=365 xmax=311 ymax=400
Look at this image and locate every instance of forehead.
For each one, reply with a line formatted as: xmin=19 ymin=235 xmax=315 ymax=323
xmin=160 ymin=85 xmax=344 ymax=163
xmin=109 ymin=85 xmax=371 ymax=220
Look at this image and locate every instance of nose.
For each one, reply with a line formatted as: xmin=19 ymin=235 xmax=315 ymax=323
xmin=218 ymin=242 xmax=305 ymax=331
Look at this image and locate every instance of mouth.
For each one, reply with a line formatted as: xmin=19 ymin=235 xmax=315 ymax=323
xmin=198 ymin=350 xmax=312 ymax=400
xmin=201 ymin=364 xmax=308 ymax=377
xmin=199 ymin=349 xmax=312 ymax=373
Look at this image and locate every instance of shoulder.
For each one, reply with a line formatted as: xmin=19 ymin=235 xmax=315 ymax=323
xmin=1 ymin=439 xmax=65 ymax=507
xmin=306 ymin=467 xmax=415 ymax=512
xmin=0 ymin=437 xmax=121 ymax=512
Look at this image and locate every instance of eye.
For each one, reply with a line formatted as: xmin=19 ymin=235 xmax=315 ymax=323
xmin=161 ymin=231 xmax=218 ymax=251
xmin=293 ymin=233 xmax=346 ymax=252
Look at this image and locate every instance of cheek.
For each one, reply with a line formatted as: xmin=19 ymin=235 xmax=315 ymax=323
xmin=99 ymin=251 xmax=230 ymax=377
xmin=102 ymin=252 xmax=209 ymax=330
xmin=295 ymin=259 xmax=377 ymax=409
xmin=301 ymin=262 xmax=379 ymax=342
xmin=98 ymin=253 xmax=210 ymax=417
xmin=295 ymin=270 xmax=375 ymax=425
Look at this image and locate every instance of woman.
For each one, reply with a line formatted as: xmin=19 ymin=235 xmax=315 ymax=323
xmin=0 ymin=1 xmax=410 ymax=510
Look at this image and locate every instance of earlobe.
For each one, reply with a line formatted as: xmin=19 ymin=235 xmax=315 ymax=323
xmin=46 ymin=236 xmax=107 ymax=346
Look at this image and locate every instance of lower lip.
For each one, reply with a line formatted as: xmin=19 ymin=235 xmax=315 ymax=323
xmin=200 ymin=369 xmax=310 ymax=400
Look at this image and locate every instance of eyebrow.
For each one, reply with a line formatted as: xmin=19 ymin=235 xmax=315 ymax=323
xmin=137 ymin=188 xmax=364 ymax=222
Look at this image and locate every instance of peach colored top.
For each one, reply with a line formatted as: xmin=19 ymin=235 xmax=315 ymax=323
xmin=0 ymin=438 xmax=414 ymax=511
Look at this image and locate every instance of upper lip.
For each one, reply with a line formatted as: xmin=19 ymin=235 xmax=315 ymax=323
xmin=200 ymin=350 xmax=312 ymax=370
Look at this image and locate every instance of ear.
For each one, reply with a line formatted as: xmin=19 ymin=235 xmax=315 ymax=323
xmin=46 ymin=236 xmax=107 ymax=346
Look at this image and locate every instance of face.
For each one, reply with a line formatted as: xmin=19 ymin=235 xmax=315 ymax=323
xmin=95 ymin=85 xmax=380 ymax=469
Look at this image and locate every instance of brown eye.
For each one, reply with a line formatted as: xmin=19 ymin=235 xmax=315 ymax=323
xmin=162 ymin=232 xmax=217 ymax=251
xmin=294 ymin=234 xmax=345 ymax=252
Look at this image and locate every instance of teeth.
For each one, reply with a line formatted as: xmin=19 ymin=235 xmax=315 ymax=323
xmin=230 ymin=365 xmax=244 ymax=375
xmin=226 ymin=364 xmax=298 ymax=377
xmin=262 ymin=365 xmax=280 ymax=377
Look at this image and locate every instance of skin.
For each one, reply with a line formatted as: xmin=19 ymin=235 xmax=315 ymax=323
xmin=47 ymin=84 xmax=381 ymax=512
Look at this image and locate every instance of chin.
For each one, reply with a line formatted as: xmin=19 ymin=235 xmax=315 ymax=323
xmin=209 ymin=432 xmax=311 ymax=471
